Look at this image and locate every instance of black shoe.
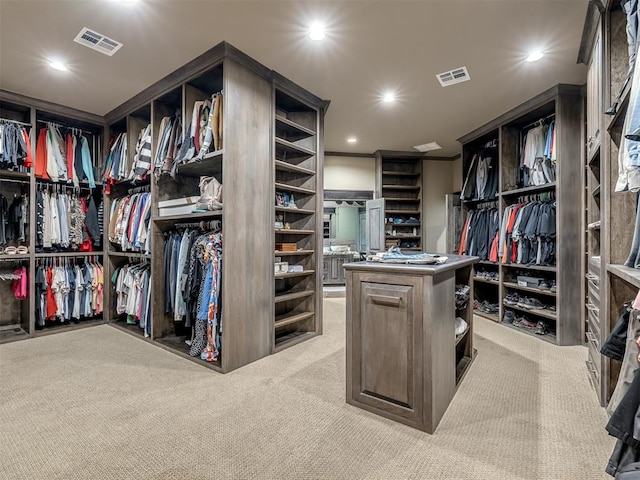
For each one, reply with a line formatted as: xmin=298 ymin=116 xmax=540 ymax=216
xmin=503 ymin=310 xmax=515 ymax=324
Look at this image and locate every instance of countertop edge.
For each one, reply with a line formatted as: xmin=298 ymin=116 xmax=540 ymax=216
xmin=343 ymin=255 xmax=479 ymax=275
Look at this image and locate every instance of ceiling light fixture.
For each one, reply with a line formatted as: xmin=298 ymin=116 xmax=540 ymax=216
xmin=526 ymin=51 xmax=544 ymax=62
xmin=382 ymin=92 xmax=395 ymax=103
xmin=48 ymin=60 xmax=68 ymax=72
xmin=347 ymin=137 xmax=357 ymax=144
xmin=309 ymin=23 xmax=326 ymax=41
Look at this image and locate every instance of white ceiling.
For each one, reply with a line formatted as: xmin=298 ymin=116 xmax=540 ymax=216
xmin=0 ymin=0 xmax=589 ymax=156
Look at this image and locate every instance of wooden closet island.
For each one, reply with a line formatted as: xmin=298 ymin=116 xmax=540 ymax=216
xmin=344 ymin=254 xmax=477 ymax=433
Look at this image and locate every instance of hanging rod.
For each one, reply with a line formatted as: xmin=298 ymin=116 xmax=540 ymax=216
xmin=0 ymin=118 xmax=31 ymax=127
xmin=0 ymin=177 xmax=30 ymax=185
xmin=128 ymin=184 xmax=151 ymax=194
xmin=522 ymin=113 xmax=556 ymax=131
xmin=173 ymin=219 xmax=221 ymax=231
xmin=37 ymin=119 xmax=96 ymax=135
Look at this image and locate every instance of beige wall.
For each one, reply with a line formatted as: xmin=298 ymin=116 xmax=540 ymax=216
xmin=452 ymin=157 xmax=463 ymax=192
xmin=422 ymin=160 xmax=456 ymax=253
xmin=324 ymin=156 xmax=375 ymax=191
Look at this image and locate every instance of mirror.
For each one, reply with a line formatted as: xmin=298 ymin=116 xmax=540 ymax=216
xmin=323 ymin=201 xmax=367 ymax=252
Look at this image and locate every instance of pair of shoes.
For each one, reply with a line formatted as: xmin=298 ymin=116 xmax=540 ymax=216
xmin=405 ymin=217 xmax=420 ymax=224
xmin=538 ymin=280 xmax=551 ymax=290
xmin=479 ymin=301 xmax=499 ymax=314
xmin=503 ymin=310 xmax=515 ymax=324
xmin=514 ymin=316 xmax=537 ymax=329
xmin=549 ymin=281 xmax=557 ymax=293
xmin=503 ymin=293 xmax=520 ymax=306
xmin=455 ymin=317 xmax=468 ymax=336
xmin=522 ymin=297 xmax=545 ymax=310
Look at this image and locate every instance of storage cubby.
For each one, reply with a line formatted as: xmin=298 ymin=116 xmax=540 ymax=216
xmin=458 ymin=84 xmax=583 ymax=346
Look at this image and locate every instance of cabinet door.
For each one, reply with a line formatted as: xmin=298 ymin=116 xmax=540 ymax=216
xmin=349 ymin=273 xmax=423 ymax=422
xmin=366 ymin=198 xmax=385 ymax=254
xmin=587 ymin=30 xmax=602 ymax=157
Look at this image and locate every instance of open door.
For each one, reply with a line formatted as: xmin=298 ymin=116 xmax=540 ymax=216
xmin=366 ymin=198 xmax=385 ymax=254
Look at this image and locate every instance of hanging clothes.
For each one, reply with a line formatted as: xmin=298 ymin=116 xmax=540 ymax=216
xmin=111 ymin=262 xmax=152 ymax=337
xmin=460 ymin=138 xmax=499 ymax=202
xmin=0 ymin=121 xmax=32 ymax=171
xmin=35 ymin=125 xmax=96 ymax=186
xmin=520 ymin=121 xmax=556 ymax=188
xmin=458 ymin=206 xmax=500 ymax=261
xmin=108 ymin=192 xmax=152 ymax=253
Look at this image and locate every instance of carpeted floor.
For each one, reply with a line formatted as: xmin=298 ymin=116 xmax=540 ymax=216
xmin=0 ymin=298 xmax=614 ymax=480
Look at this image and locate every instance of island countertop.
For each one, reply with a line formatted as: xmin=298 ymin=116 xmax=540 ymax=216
xmin=343 ymin=254 xmax=478 ymax=276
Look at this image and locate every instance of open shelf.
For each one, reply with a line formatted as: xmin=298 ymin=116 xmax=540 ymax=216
xmin=274 ymin=290 xmax=314 ymax=303
xmin=381 ymin=185 xmax=420 ymax=190
xmin=505 ymin=303 xmax=557 ymax=321
xmin=455 ymin=355 xmax=474 ymax=386
xmin=382 ymin=171 xmax=420 ymax=177
xmin=275 ymin=270 xmax=315 ymax=279
xmin=274 ymin=250 xmax=314 ymax=256
xmin=0 ymin=170 xmax=30 ymax=181
xmin=174 ymin=150 xmax=223 ymax=178
xmin=274 ymin=311 xmax=314 ymax=329
xmin=109 ymin=321 xmax=147 ymax=338
xmin=274 ymin=206 xmax=315 ymax=215
xmin=473 ymin=309 xmax=499 ymax=322
xmin=274 ymin=228 xmax=314 ymax=235
xmin=462 ymin=196 xmax=499 ymax=206
xmin=503 ymin=281 xmax=557 ymax=297
xmin=275 ymin=137 xmax=315 ymax=157
xmin=502 ymin=322 xmax=557 ymax=344
xmin=0 ymin=325 xmax=29 ymax=344
xmin=501 ymin=182 xmax=556 ymax=198
xmin=275 ymin=182 xmax=315 ymax=195
xmin=0 ymin=253 xmax=30 ymax=260
xmin=455 ymin=328 xmax=470 ymax=346
xmin=385 ymin=235 xmax=421 ymax=239
xmin=607 ymin=264 xmax=640 ymax=289
xmin=275 ymin=115 xmax=315 ymax=138
xmin=473 ymin=276 xmax=499 ymax=285
xmin=274 ymin=160 xmax=315 ymax=175
xmin=606 ymin=79 xmax=631 ymax=132
xmin=109 ymin=251 xmax=151 ymax=259
xmin=502 ymin=263 xmax=557 ymax=272
xmin=385 ymin=209 xmax=420 ymax=214
xmin=274 ymin=331 xmax=317 ymax=352
xmin=34 ymin=251 xmax=104 ymax=258
xmin=154 ymin=210 xmax=223 ymax=223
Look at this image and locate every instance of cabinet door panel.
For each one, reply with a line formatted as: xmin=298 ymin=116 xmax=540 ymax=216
xmin=352 ymin=276 xmax=423 ymax=420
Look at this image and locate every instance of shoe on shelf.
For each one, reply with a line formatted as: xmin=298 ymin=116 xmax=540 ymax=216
xmin=473 ymin=299 xmax=481 ymax=310
xmin=538 ymin=280 xmax=551 ymax=290
xmin=516 ymin=296 xmax=530 ymax=309
xmin=503 ymin=310 xmax=515 ymax=324
xmin=523 ymin=297 xmax=545 ymax=310
xmin=486 ymin=303 xmax=499 ymax=314
xmin=455 ymin=317 xmax=468 ymax=336
xmin=405 ymin=217 xmax=420 ymax=224
xmin=546 ymin=304 xmax=557 ymax=312
xmin=535 ymin=321 xmax=548 ymax=335
xmin=393 ymin=218 xmax=403 ymax=224
xmin=549 ymin=281 xmax=557 ymax=293
xmin=503 ymin=293 xmax=520 ymax=306
xmin=488 ymin=272 xmax=499 ymax=281
xmin=514 ymin=316 xmax=537 ymax=329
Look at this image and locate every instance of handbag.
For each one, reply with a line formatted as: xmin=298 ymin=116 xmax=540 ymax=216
xmin=195 ymin=176 xmax=223 ymax=211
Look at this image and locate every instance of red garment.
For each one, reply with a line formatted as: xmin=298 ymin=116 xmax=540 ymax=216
xmin=458 ymin=215 xmax=471 ymax=255
xmin=22 ymin=130 xmax=33 ymax=169
xmin=79 ymin=197 xmax=93 ymax=251
xmin=35 ymin=128 xmax=49 ymax=179
xmin=45 ymin=267 xmax=57 ymax=319
xmin=488 ymin=232 xmax=500 ymax=262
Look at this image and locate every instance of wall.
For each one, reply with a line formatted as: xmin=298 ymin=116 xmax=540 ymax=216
xmin=422 ymin=160 xmax=455 ymax=253
xmin=452 ymin=157 xmax=463 ymax=192
xmin=324 ymin=156 xmax=375 ymax=191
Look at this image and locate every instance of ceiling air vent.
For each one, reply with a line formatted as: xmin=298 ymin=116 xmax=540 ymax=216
xmin=73 ymin=27 xmax=123 ymax=56
xmin=436 ymin=66 xmax=470 ymax=87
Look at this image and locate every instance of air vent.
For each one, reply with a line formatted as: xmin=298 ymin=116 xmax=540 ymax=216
xmin=413 ymin=142 xmax=442 ymax=152
xmin=73 ymin=27 xmax=123 ymax=56
xmin=436 ymin=66 xmax=470 ymax=87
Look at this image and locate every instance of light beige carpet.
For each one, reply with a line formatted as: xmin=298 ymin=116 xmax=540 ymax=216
xmin=0 ymin=298 xmax=614 ymax=480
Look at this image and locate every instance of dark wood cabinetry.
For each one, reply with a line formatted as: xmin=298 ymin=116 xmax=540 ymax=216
xmin=345 ymin=255 xmax=476 ymax=433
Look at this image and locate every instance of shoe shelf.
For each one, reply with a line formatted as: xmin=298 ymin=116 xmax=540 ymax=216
xmin=275 ymin=270 xmax=315 ymax=279
xmin=275 ymin=138 xmax=315 ymax=157
xmin=385 ymin=235 xmax=421 ymax=240
xmin=274 ymin=311 xmax=315 ymax=329
xmin=109 ymin=252 xmax=151 ymax=259
xmin=385 ymin=209 xmax=420 ymax=214
xmin=607 ymin=264 xmax=640 ymax=290
xmin=502 ymin=263 xmax=557 ymax=272
xmin=383 ymin=197 xmax=420 ymax=202
xmin=500 ymin=182 xmax=556 ymax=198
xmin=274 ymin=331 xmax=316 ymax=351
xmin=274 ymin=289 xmax=314 ymax=303
xmin=455 ymin=355 xmax=474 ymax=386
xmin=175 ymin=150 xmax=224 ymax=178
xmin=606 ymin=79 xmax=631 ymax=133
xmin=473 ymin=276 xmax=499 ymax=285
xmin=274 ymin=206 xmax=315 ymax=215
xmin=455 ymin=328 xmax=470 ymax=346
xmin=274 ymin=250 xmax=314 ymax=256
xmin=473 ymin=308 xmax=499 ymax=322
xmin=504 ymin=302 xmax=557 ymax=321
xmin=502 ymin=322 xmax=557 ymax=344
xmin=476 ymin=260 xmax=499 ymax=266
xmin=274 ymin=160 xmax=315 ymax=175
xmin=503 ymin=281 xmax=557 ymax=297
xmin=275 ymin=115 xmax=315 ymax=139
xmin=274 ymin=182 xmax=315 ymax=195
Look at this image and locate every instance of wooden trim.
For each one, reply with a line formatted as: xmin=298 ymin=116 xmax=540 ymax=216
xmin=326 ymin=151 xmax=460 ymax=161
xmin=272 ymin=71 xmax=329 ymax=110
xmin=324 ymin=189 xmax=373 ymax=201
xmin=0 ymin=89 xmax=105 ymax=126
xmin=578 ymin=1 xmax=603 ymax=65
xmin=457 ymin=84 xmax=583 ymax=144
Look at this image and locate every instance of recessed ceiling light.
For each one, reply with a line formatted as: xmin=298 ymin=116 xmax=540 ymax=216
xmin=347 ymin=137 xmax=357 ymax=144
xmin=382 ymin=92 xmax=395 ymax=103
xmin=48 ymin=60 xmax=68 ymax=72
xmin=526 ymin=51 xmax=544 ymax=62
xmin=309 ymin=23 xmax=325 ymax=41
xmin=413 ymin=142 xmax=442 ymax=152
